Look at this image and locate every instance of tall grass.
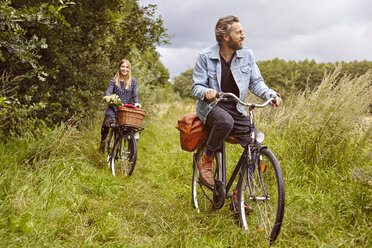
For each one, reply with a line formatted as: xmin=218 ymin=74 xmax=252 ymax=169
xmin=0 ymin=69 xmax=371 ymax=247
xmin=0 ymin=121 xmax=107 ymax=247
xmin=256 ymin=68 xmax=372 ymax=247
xmin=270 ymin=67 xmax=372 ymax=166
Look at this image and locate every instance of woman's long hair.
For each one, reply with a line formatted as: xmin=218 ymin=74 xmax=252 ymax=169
xmin=114 ymin=59 xmax=132 ymax=89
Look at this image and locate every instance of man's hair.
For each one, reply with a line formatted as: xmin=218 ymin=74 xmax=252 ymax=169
xmin=215 ymin=15 xmax=240 ymax=44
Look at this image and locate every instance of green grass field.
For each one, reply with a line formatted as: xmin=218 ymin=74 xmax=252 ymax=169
xmin=1 ymin=70 xmax=371 ymax=247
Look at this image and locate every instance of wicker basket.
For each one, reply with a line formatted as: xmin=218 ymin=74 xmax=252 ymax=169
xmin=117 ymin=106 xmax=146 ymax=126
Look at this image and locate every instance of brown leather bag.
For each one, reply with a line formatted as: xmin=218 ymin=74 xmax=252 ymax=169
xmin=176 ymin=112 xmax=209 ymax=152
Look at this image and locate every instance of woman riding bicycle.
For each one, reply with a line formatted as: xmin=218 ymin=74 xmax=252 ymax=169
xmin=99 ymin=59 xmax=141 ymax=154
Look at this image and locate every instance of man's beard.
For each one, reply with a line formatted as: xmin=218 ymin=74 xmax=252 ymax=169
xmin=227 ymin=38 xmax=243 ymax=50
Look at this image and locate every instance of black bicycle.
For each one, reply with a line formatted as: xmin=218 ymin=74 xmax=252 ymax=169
xmin=191 ymin=92 xmax=285 ymax=244
xmin=106 ymin=123 xmax=143 ymax=176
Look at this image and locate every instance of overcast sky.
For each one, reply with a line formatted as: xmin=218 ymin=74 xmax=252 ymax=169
xmin=139 ymin=0 xmax=372 ymax=79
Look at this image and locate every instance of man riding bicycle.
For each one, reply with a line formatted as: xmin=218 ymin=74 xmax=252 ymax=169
xmin=191 ymin=15 xmax=283 ymax=188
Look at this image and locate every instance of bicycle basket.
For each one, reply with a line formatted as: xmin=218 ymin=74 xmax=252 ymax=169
xmin=117 ymin=106 xmax=146 ymax=126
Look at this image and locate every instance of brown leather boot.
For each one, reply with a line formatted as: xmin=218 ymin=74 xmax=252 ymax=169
xmin=231 ymin=188 xmax=253 ymax=214
xmin=197 ymin=153 xmax=215 ymax=187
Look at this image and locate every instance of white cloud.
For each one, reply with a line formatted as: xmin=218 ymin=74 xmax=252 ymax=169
xmin=140 ymin=0 xmax=372 ymax=77
xmin=157 ymin=46 xmax=199 ymax=79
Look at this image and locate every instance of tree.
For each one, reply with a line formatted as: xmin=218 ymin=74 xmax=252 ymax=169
xmin=0 ymin=0 xmax=72 ymax=80
xmin=173 ymin=68 xmax=193 ymax=98
xmin=0 ymin=0 xmax=171 ymax=136
xmin=174 ymin=59 xmax=372 ymax=100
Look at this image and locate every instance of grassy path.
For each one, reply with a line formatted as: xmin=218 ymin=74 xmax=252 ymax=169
xmin=1 ymin=99 xmax=371 ymax=247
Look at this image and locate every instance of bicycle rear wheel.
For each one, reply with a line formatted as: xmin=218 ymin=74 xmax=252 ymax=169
xmin=237 ymin=147 xmax=285 ymax=243
xmin=110 ymin=132 xmax=137 ymax=176
xmin=192 ymin=144 xmax=220 ymax=212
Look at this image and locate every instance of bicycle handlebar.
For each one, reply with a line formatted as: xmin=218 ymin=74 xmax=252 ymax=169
xmin=209 ymin=92 xmax=275 ymax=109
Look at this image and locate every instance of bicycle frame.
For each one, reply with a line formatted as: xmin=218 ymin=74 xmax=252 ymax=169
xmin=215 ymin=139 xmax=267 ymax=206
xmin=209 ymin=93 xmax=275 ymax=208
xmin=114 ymin=124 xmax=144 ymax=136
xmin=111 ymin=124 xmax=143 ymax=160
xmin=107 ymin=124 xmax=142 ymax=153
xmin=107 ymin=123 xmax=144 ymax=176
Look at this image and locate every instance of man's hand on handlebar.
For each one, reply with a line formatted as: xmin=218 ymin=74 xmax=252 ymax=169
xmin=270 ymin=95 xmax=283 ymax=107
xmin=204 ymin=89 xmax=218 ymax=101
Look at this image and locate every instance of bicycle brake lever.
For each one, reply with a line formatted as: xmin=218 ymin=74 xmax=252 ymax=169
xmin=209 ymin=99 xmax=220 ymax=106
xmin=208 ymin=92 xmax=223 ymax=106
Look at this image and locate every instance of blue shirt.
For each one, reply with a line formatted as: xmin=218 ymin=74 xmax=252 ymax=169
xmin=191 ymin=43 xmax=277 ymax=122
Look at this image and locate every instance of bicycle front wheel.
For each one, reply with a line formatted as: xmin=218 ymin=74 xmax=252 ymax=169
xmin=110 ymin=132 xmax=137 ymax=176
xmin=237 ymin=147 xmax=285 ymax=243
xmin=106 ymin=129 xmax=115 ymax=167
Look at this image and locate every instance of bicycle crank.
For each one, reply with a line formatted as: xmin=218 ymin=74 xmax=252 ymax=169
xmin=213 ymin=179 xmax=225 ymax=209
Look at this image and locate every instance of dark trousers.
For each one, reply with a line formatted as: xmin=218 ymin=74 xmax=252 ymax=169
xmin=204 ymin=103 xmax=254 ymax=151
xmin=100 ymin=115 xmax=115 ymax=144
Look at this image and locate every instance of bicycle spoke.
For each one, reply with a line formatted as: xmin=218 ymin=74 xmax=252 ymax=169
xmin=251 ymin=163 xmax=275 ymax=235
xmin=192 ymin=145 xmax=217 ymax=212
xmin=238 ymin=148 xmax=285 ymax=243
xmin=198 ymin=181 xmax=213 ymax=202
xmin=106 ymin=129 xmax=115 ymax=167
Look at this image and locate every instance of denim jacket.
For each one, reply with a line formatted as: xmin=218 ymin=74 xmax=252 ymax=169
xmin=191 ymin=43 xmax=277 ymax=123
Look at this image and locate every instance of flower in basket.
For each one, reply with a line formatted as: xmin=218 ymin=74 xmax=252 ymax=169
xmin=106 ymin=94 xmax=122 ymax=107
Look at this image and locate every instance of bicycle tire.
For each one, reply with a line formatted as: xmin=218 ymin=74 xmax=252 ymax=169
xmin=237 ymin=147 xmax=285 ymax=243
xmin=106 ymin=129 xmax=115 ymax=167
xmin=110 ymin=132 xmax=137 ymax=176
xmin=192 ymin=144 xmax=221 ymax=212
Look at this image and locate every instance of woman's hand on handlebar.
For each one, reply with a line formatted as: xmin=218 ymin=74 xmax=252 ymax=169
xmin=204 ymin=89 xmax=218 ymax=101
